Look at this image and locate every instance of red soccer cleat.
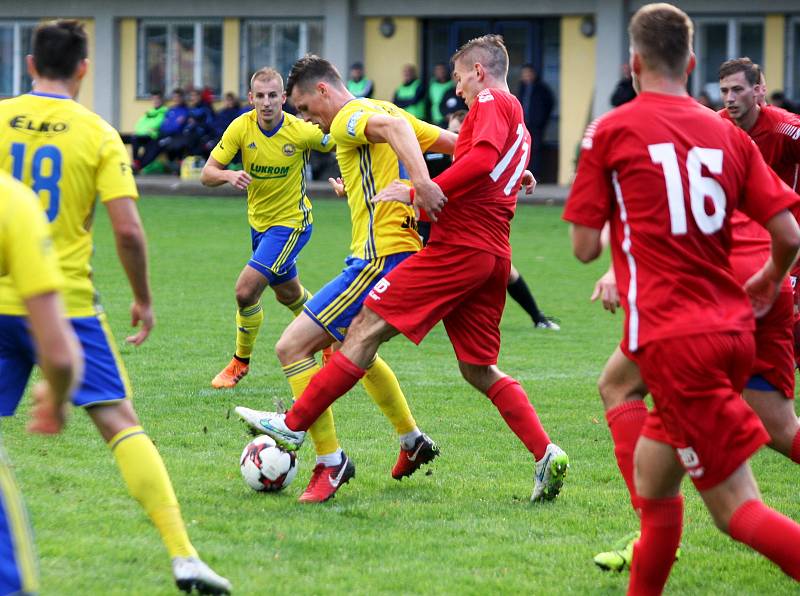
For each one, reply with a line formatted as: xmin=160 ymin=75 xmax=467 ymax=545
xmin=298 ymin=452 xmax=355 ymax=503
xmin=392 ymin=433 xmax=440 ymax=480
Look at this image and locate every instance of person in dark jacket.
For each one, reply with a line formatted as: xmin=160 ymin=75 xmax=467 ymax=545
xmin=610 ymin=63 xmax=637 ymax=107
xmin=516 ymin=64 xmax=554 ymax=177
xmin=135 ymin=88 xmax=189 ymax=172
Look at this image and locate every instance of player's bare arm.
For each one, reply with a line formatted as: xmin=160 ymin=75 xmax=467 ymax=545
xmin=745 ymin=209 xmax=800 ymax=317
xmin=364 ymin=114 xmax=447 ymax=221
xmin=570 ymin=224 xmax=603 ymax=263
xmin=426 ymin=129 xmax=459 ymax=155
xmin=201 ymin=156 xmax=252 ymax=191
xmin=105 ymin=197 xmax=155 ymax=345
xmin=24 ymin=291 xmax=82 ymax=434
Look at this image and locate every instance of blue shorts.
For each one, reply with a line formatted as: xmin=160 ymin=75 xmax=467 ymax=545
xmin=304 ymin=252 xmax=414 ymax=341
xmin=745 ymin=374 xmax=778 ymax=392
xmin=248 ymin=225 xmax=312 ymax=286
xmin=0 ymin=313 xmax=130 ymax=416
xmin=0 ymin=446 xmax=38 ymax=595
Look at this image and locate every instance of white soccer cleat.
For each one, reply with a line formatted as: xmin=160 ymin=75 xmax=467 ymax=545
xmin=234 ymin=406 xmax=306 ymax=451
xmin=531 ymin=443 xmax=570 ymax=503
xmin=172 ymin=556 xmax=232 ymax=595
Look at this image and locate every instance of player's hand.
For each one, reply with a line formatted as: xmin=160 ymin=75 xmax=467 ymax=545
xmin=521 ymin=170 xmax=537 ymax=195
xmin=371 ymin=180 xmax=413 ymax=205
xmin=126 ymin=300 xmax=155 ymax=346
xmin=227 ymin=170 xmax=252 ymax=191
xmin=413 ymin=180 xmax=447 ymax=222
xmin=591 ymin=269 xmax=620 ymax=313
xmin=328 ymin=177 xmax=347 ymax=198
xmin=744 ymin=262 xmax=782 ymax=318
xmin=27 ymin=381 xmax=68 ymax=435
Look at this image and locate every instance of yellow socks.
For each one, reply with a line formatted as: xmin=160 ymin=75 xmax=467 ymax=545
xmin=235 ymin=302 xmax=263 ymax=360
xmin=282 ymin=358 xmax=340 ymax=456
xmin=285 ymin=287 xmax=311 ymax=318
xmin=362 ymin=355 xmax=417 ymax=435
xmin=109 ymin=426 xmax=197 ymax=559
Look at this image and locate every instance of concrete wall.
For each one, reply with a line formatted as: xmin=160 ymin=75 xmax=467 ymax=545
xmin=363 ymin=17 xmax=420 ymax=101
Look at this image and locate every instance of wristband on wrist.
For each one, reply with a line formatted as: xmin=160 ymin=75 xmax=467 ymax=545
xmin=409 ymin=187 xmax=415 ymax=204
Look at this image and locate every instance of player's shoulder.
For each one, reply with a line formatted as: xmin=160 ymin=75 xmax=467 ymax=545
xmin=762 ymin=105 xmax=800 ymax=138
xmin=0 ymin=171 xmax=41 ymax=222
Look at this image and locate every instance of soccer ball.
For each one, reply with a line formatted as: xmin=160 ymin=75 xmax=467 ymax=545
xmin=239 ymin=435 xmax=298 ymax=492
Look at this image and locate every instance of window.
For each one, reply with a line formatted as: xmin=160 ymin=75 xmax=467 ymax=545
xmin=0 ymin=21 xmax=36 ymax=97
xmin=137 ymin=21 xmax=223 ymax=98
xmin=240 ymin=20 xmax=323 ymax=96
xmin=788 ymin=17 xmax=800 ymax=101
xmin=692 ymin=17 xmax=764 ymax=101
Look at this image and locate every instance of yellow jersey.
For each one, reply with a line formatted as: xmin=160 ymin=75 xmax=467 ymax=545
xmin=211 ymin=110 xmax=334 ymax=232
xmin=329 ymin=98 xmax=441 ymax=259
xmin=0 ymin=171 xmax=62 ymax=302
xmin=0 ymin=92 xmax=138 ymax=317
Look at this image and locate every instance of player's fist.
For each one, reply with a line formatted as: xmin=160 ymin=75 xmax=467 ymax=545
xmin=27 ymin=381 xmax=69 ymax=435
xmin=414 ymin=180 xmax=447 ymax=222
xmin=227 ymin=170 xmax=252 ymax=190
xmin=521 ymin=170 xmax=537 ymax=195
xmin=328 ymin=177 xmax=346 ymax=198
xmin=744 ymin=263 xmax=782 ymax=318
xmin=591 ymin=268 xmax=620 ymax=313
xmin=126 ymin=300 xmax=155 ymax=346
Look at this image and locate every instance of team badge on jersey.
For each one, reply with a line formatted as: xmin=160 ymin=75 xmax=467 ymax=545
xmin=477 ymin=89 xmax=494 ymax=103
xmin=282 ymin=143 xmax=296 ymax=156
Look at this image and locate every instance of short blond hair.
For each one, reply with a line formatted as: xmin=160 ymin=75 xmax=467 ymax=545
xmin=451 ymin=34 xmax=508 ymax=79
xmin=250 ymin=67 xmax=283 ymax=90
xmin=629 ymin=3 xmax=694 ymax=79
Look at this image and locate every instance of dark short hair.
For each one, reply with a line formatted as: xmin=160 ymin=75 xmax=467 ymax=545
xmin=451 ymin=34 xmax=509 ymax=79
xmin=718 ymin=57 xmax=761 ymax=87
xmin=286 ymin=54 xmax=344 ymax=96
xmin=149 ymin=89 xmax=163 ymax=97
xmin=31 ymin=20 xmax=88 ymax=80
xmin=350 ymin=62 xmax=364 ymax=70
xmin=628 ymin=3 xmax=693 ymax=79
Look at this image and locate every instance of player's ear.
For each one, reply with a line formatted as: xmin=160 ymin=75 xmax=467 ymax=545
xmin=281 ymin=92 xmax=287 ymax=106
xmin=25 ymin=55 xmax=38 ymax=80
xmin=76 ymin=59 xmax=89 ymax=81
xmin=248 ymin=90 xmax=254 ymax=106
xmin=474 ymin=63 xmax=484 ymax=81
xmin=686 ymin=52 xmax=696 ymax=77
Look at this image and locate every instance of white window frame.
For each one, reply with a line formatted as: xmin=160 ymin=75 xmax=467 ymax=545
xmin=692 ymin=16 xmax=764 ymax=99
xmin=137 ymin=19 xmax=222 ymax=98
xmin=240 ymin=19 xmax=322 ymax=97
xmin=788 ymin=16 xmax=800 ymax=101
xmin=0 ymin=20 xmax=37 ymax=97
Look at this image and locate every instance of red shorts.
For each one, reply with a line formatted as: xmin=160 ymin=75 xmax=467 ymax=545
xmin=634 ymin=331 xmax=770 ymax=491
xmin=365 ymin=243 xmax=509 ymax=365
xmin=750 ymin=289 xmax=795 ymax=399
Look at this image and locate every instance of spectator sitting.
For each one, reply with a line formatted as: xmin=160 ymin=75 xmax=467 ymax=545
xmin=427 ymin=63 xmax=454 ymax=127
xmin=610 ymin=64 xmax=636 ymax=107
xmin=770 ymin=91 xmax=799 ymax=114
xmin=516 ymin=63 xmax=554 ymax=177
xmin=164 ymin=88 xmax=214 ymax=165
xmin=393 ymin=64 xmax=426 ymax=120
xmin=131 ymin=90 xmax=167 ymax=172
xmin=204 ymin=92 xmax=244 ymax=157
xmin=135 ymin=87 xmax=188 ymax=173
xmin=346 ymin=62 xmax=374 ymax=98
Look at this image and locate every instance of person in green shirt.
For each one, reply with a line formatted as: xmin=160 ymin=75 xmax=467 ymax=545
xmin=345 ymin=62 xmax=374 ymax=98
xmin=427 ymin=63 xmax=454 ymax=127
xmin=393 ymin=64 xmax=426 ymax=120
xmin=132 ymin=90 xmax=168 ymax=171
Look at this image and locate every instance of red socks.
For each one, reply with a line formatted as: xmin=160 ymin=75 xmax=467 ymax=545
xmin=729 ymin=499 xmax=800 ymax=580
xmin=628 ymin=495 xmax=683 ymax=596
xmin=606 ymin=401 xmax=648 ymax=511
xmin=486 ymin=377 xmax=550 ymax=460
xmin=285 ymin=351 xmax=365 ymax=431
xmin=791 ymin=429 xmax=800 ymax=464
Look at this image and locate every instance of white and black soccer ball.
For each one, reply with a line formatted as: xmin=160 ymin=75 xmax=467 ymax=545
xmin=239 ymin=435 xmax=298 ymax=492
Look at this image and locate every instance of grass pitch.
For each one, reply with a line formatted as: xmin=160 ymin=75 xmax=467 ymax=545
xmin=3 ymin=196 xmax=798 ymax=594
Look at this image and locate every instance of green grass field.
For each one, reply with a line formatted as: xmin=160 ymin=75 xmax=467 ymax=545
xmin=3 ymin=196 xmax=799 ymax=595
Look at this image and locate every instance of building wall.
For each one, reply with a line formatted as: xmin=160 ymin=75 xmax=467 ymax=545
xmin=364 ymin=17 xmax=421 ymax=101
xmin=559 ymin=16 xmax=596 ymax=185
xmin=77 ymin=18 xmax=95 ymax=111
xmin=764 ymin=14 xmax=785 ymax=92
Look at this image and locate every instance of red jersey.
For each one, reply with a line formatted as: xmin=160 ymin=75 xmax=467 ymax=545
xmin=720 ymin=104 xmax=800 ymax=192
xmin=563 ymin=92 xmax=796 ymax=353
xmin=429 ymin=88 xmax=530 ymax=258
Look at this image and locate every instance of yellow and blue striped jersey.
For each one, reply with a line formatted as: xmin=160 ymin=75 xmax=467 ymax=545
xmin=211 ymin=110 xmax=334 ymax=232
xmin=329 ymin=98 xmax=441 ymax=259
xmin=0 ymin=92 xmax=138 ymax=317
xmin=0 ymin=171 xmax=62 ymax=302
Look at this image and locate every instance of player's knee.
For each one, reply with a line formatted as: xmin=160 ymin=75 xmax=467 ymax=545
xmin=275 ymin=334 xmax=298 ymax=365
xmin=272 ymin=283 xmax=302 ymax=306
xmin=235 ymin=285 xmax=259 ymax=308
xmin=597 ymin=372 xmax=626 ymax=410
